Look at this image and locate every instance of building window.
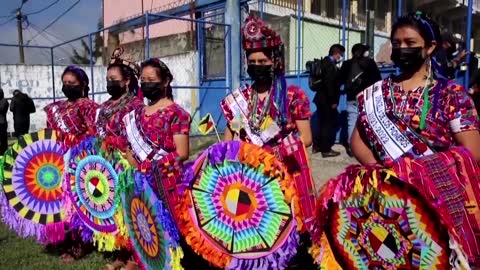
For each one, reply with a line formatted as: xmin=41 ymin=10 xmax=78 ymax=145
xmin=311 ymin=0 xmax=341 ymax=19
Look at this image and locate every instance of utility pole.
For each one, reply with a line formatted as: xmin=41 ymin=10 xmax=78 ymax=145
xmin=16 ymin=9 xmax=25 ymax=64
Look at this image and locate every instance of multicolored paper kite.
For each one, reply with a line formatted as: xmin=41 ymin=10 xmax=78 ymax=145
xmin=197 ymin=113 xmax=215 ymax=135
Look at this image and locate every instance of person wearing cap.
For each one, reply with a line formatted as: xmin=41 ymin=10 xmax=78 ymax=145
xmin=220 ymin=16 xmax=315 ymax=269
xmin=338 ymin=43 xmax=381 ymax=156
xmin=44 ymin=65 xmax=99 ymax=147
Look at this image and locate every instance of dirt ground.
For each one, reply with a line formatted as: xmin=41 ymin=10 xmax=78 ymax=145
xmin=190 ymin=135 xmax=357 ymax=192
xmin=309 ymin=144 xmax=358 ymax=189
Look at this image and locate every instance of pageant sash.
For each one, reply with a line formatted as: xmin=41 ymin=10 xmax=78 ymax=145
xmin=123 ymin=110 xmax=168 ymax=162
xmin=95 ymin=108 xmax=106 ymax=137
xmin=224 ymin=88 xmax=280 ymax=146
xmin=363 ymin=81 xmax=434 ymax=160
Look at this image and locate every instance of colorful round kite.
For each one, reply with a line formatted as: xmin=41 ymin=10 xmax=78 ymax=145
xmin=178 ymin=141 xmax=300 ymax=270
xmin=120 ymin=168 xmax=183 ymax=270
xmin=0 ymin=129 xmax=67 ymax=243
xmin=65 ymin=136 xmax=127 ymax=249
xmin=311 ymin=166 xmax=455 ymax=270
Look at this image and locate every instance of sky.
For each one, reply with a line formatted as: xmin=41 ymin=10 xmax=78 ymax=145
xmin=0 ymin=0 xmax=102 ymax=64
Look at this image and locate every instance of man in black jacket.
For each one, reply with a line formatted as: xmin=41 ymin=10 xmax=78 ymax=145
xmin=312 ymin=44 xmax=345 ymax=157
xmin=0 ymin=88 xmax=9 ymax=154
xmin=10 ymin=90 xmax=35 ymax=137
xmin=339 ymin=44 xmax=381 ymax=155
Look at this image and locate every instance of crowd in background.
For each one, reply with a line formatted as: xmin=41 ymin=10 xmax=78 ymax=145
xmin=307 ymin=32 xmax=480 ymax=157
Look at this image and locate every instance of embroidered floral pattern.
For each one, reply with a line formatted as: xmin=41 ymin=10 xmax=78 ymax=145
xmin=220 ymin=84 xmax=311 ymax=145
xmin=96 ymin=94 xmax=144 ymax=138
xmin=357 ymin=78 xmax=479 ymax=163
xmin=44 ymin=98 xmax=99 ymax=145
xmin=121 ymin=103 xmax=191 ymax=173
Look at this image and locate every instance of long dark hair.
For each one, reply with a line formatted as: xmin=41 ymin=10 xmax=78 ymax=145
xmin=140 ymin=58 xmax=174 ymax=100
xmin=107 ymin=63 xmax=139 ymax=95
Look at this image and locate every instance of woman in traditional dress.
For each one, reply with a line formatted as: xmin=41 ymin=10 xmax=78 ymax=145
xmin=123 ymin=57 xmax=190 ymax=171
xmin=220 ymin=16 xmax=315 ymax=269
xmin=99 ymin=48 xmax=144 ymax=270
xmin=313 ymin=12 xmax=480 ymax=268
xmin=121 ymin=58 xmax=199 ymax=269
xmin=351 ymin=13 xmax=480 ymax=165
xmin=45 ymin=65 xmax=99 ymax=146
xmin=44 ymin=65 xmax=99 ymax=262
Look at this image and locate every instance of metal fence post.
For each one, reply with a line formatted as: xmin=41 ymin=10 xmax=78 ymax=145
xmin=296 ymin=0 xmax=303 ymax=83
xmin=225 ymin=0 xmax=241 ymax=90
xmin=88 ymin=34 xmax=95 ymax=101
xmin=341 ymin=0 xmax=347 ymax=51
xmin=196 ymin=17 xmax=204 ymax=83
xmin=145 ymin=13 xmax=150 ymax=59
xmin=225 ymin=25 xmax=232 ymax=93
xmin=260 ymin=0 xmax=265 ymax=19
xmin=397 ymin=0 xmax=402 ymax=18
xmin=465 ymin=0 xmax=473 ymax=89
xmin=50 ymin=47 xmax=56 ymax=102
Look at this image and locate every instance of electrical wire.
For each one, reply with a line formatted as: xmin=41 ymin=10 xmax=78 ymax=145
xmin=25 ymin=26 xmax=50 ymax=61
xmin=26 ymin=0 xmax=81 ymax=45
xmin=25 ymin=0 xmax=60 ymax=16
xmin=28 ymin=22 xmax=77 ymax=56
xmin=0 ymin=16 xmax=15 ymax=27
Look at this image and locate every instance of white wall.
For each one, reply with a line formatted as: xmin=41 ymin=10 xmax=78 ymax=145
xmin=0 ymin=52 xmax=199 ymax=133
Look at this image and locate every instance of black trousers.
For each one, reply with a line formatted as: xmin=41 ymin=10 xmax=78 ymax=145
xmin=14 ymin=120 xmax=29 ymax=138
xmin=314 ymin=103 xmax=338 ymax=152
xmin=0 ymin=123 xmax=7 ymax=155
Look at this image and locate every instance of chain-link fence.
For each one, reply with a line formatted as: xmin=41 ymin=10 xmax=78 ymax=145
xmin=246 ymin=0 xmax=479 ymax=143
xmin=0 ymin=11 xmax=231 ymax=135
xmin=248 ymin=0 xmax=479 ymax=76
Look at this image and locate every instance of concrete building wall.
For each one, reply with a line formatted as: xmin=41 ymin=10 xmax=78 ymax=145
xmin=288 ymin=17 xmax=363 ymax=72
xmin=0 ymin=52 xmax=199 ymax=133
xmin=103 ymin=0 xmax=191 ymax=44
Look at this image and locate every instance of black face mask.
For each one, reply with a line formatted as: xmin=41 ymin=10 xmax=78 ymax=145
xmin=62 ymin=85 xmax=83 ymax=101
xmin=141 ymin=82 xmax=164 ymax=101
xmin=247 ymin=65 xmax=273 ymax=82
xmin=107 ymin=80 xmax=126 ymax=100
xmin=391 ymin=47 xmax=426 ymax=73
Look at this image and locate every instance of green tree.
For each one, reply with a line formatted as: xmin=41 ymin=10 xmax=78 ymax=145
xmin=71 ymin=18 xmax=104 ymax=64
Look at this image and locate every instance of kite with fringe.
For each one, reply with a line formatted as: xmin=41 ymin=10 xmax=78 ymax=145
xmin=0 ymin=129 xmax=68 ymax=244
xmin=309 ymin=164 xmax=471 ymax=270
xmin=177 ymin=141 xmax=302 ymax=270
xmin=118 ymin=168 xmax=184 ymax=270
xmin=63 ymin=136 xmax=130 ymax=251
